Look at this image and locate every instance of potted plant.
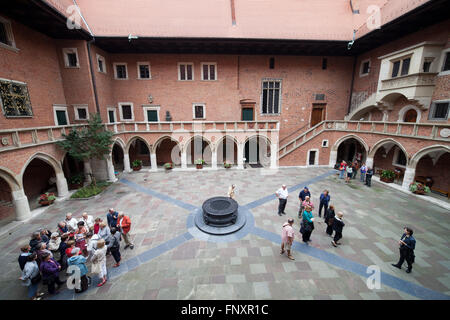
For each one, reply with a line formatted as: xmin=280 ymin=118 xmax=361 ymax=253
xmin=380 ymin=169 xmax=395 ymax=183
xmin=132 ymin=159 xmax=143 ymax=171
xmin=68 ymin=173 xmax=84 ymax=190
xmin=195 ymin=159 xmax=205 ymax=169
xmin=39 ymin=192 xmax=56 ymax=206
xmin=164 ymin=162 xmax=173 ymax=170
xmin=409 ymin=181 xmax=431 ymax=195
xmin=224 ymin=162 xmax=232 ymax=169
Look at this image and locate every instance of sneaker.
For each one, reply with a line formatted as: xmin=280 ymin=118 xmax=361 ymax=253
xmin=331 ymin=241 xmax=337 ymax=247
xmin=37 ymin=292 xmax=45 ymax=297
xmin=124 ymin=244 xmax=130 ymax=250
xmin=288 ymin=255 xmax=295 ymax=260
xmin=391 ymin=264 xmax=401 ymax=269
xmin=130 ymin=245 xmax=134 ymax=250
xmin=280 ymin=250 xmax=285 ymax=255
xmin=32 ymin=296 xmax=42 ymax=300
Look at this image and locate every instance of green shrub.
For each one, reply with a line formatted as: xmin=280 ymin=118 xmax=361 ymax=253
xmin=164 ymin=162 xmax=173 ymax=169
xmin=68 ymin=173 xmax=84 ymax=184
xmin=195 ymin=159 xmax=205 ymax=165
xmin=409 ymin=181 xmax=430 ymax=193
xmin=71 ymin=181 xmax=111 ymax=199
xmin=381 ymin=170 xmax=395 ymax=180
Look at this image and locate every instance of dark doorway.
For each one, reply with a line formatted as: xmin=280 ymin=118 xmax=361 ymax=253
xmin=309 ymin=151 xmax=316 ymax=165
xmin=404 ymin=109 xmax=417 ymax=123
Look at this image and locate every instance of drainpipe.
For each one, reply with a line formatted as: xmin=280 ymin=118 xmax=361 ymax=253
xmin=86 ymin=40 xmax=100 ymax=116
xmin=347 ymin=55 xmax=357 ymax=116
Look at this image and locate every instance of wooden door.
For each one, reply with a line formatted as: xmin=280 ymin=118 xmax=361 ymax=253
xmin=311 ymin=108 xmax=323 ymax=127
xmin=404 ymin=109 xmax=417 ymax=123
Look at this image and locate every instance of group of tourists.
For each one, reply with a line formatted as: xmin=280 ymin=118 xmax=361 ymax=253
xmin=338 ymin=160 xmax=373 ymax=187
xmin=18 ymin=208 xmax=134 ymax=300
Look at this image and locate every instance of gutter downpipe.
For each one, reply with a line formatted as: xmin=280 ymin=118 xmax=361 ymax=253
xmin=347 ymin=30 xmax=357 ymax=115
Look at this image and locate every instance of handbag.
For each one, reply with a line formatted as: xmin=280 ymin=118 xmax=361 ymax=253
xmin=91 ymin=262 xmax=101 ymax=274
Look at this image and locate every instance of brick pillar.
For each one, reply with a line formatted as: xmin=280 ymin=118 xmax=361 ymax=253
xmin=12 ymin=188 xmax=31 ymax=221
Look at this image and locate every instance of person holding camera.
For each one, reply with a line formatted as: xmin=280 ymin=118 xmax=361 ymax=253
xmin=392 ymin=227 xmax=416 ymax=273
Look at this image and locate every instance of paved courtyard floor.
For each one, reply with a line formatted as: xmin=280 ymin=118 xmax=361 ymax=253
xmin=0 ymin=167 xmax=449 ymax=300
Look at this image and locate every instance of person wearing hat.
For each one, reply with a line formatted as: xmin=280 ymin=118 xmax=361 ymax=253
xmin=67 ymin=247 xmax=89 ymax=293
xmin=281 ymin=218 xmax=295 ymax=260
xmin=275 ymin=184 xmax=289 ymax=216
xmin=298 ymin=187 xmax=311 ymax=218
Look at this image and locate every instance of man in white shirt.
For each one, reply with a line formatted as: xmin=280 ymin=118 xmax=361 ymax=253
xmin=275 ymin=184 xmax=289 ymax=216
xmin=65 ymin=212 xmax=78 ymax=232
xmin=80 ymin=212 xmax=94 ymax=230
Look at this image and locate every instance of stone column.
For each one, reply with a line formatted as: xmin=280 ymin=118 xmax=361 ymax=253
xmin=123 ymin=153 xmax=132 ymax=172
xmin=12 ymin=188 xmax=31 ymax=221
xmin=329 ymin=150 xmax=337 ymax=167
xmin=181 ymin=148 xmax=187 ymax=169
xmin=106 ymin=156 xmax=117 ymax=182
xmin=150 ymin=152 xmax=158 ymax=171
xmin=402 ymin=166 xmax=416 ymax=190
xmin=365 ymin=157 xmax=374 ymax=169
xmin=55 ymin=172 xmax=69 ymax=197
xmin=270 ymin=143 xmax=278 ymax=169
xmin=83 ymin=159 xmax=92 ymax=184
xmin=237 ymin=143 xmax=244 ymax=169
xmin=211 ymin=149 xmax=218 ymax=170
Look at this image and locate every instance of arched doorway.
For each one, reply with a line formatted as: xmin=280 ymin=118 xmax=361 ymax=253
xmin=62 ymin=153 xmax=84 ymax=189
xmin=186 ymin=136 xmax=212 ymax=167
xmin=404 ymin=109 xmax=417 ymax=123
xmin=0 ymin=175 xmax=14 ymax=227
xmin=371 ymin=140 xmax=408 ymax=185
xmin=216 ymin=136 xmax=238 ymax=165
xmin=155 ymin=137 xmax=181 ymax=167
xmin=128 ymin=137 xmax=151 ymax=166
xmin=244 ymin=135 xmax=271 ymax=168
xmin=0 ymin=168 xmax=29 ymax=225
xmin=336 ymin=137 xmax=367 ymax=165
xmin=112 ymin=143 xmax=125 ymax=171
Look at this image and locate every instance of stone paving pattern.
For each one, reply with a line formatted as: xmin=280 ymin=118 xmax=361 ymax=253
xmin=0 ymin=167 xmax=449 ymax=300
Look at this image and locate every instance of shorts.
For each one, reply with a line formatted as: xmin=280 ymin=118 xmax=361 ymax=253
xmin=284 ymin=242 xmax=292 ymax=250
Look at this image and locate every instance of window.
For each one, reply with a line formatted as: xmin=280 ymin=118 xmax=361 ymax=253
xmin=53 ymin=105 xmax=69 ymax=126
xmin=261 ymin=79 xmax=281 ymax=114
xmin=114 ymin=63 xmax=128 ymax=79
xmin=322 ymin=58 xmax=327 ymax=70
xmin=391 ymin=57 xmax=411 ymax=77
xmin=400 ymin=58 xmax=410 ymax=76
xmin=97 ymin=54 xmax=106 ymax=73
xmin=118 ymin=102 xmax=134 ymax=121
xmin=0 ymin=79 xmax=33 ymax=117
xmin=143 ymin=105 xmax=159 ymax=122
xmin=137 ymin=62 xmax=151 ymax=79
xmin=428 ymin=101 xmax=449 ymax=120
xmin=442 ymin=52 xmax=450 ymax=72
xmin=63 ymin=48 xmax=79 ymax=68
xmin=360 ymin=60 xmax=370 ymax=76
xmin=178 ymin=63 xmax=194 ymax=81
xmin=391 ymin=61 xmax=400 ymax=77
xmin=201 ymin=63 xmax=216 ymax=81
xmin=0 ymin=16 xmax=16 ymax=49
xmin=192 ymin=104 xmax=205 ymax=119
xmin=107 ymin=107 xmax=116 ymax=123
xmin=73 ymin=105 xmax=89 ymax=120
xmin=269 ymin=57 xmax=275 ymax=69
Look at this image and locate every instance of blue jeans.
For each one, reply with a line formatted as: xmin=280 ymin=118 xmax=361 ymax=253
xmin=360 ymin=172 xmax=366 ymax=182
xmin=339 ymin=170 xmax=345 ymax=179
xmin=28 ymin=282 xmax=38 ymax=299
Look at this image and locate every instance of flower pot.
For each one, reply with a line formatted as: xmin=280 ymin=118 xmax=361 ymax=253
xmin=132 ymin=165 xmax=142 ymax=171
xmin=196 ymin=164 xmax=203 ymax=169
xmin=39 ymin=200 xmax=54 ymax=206
xmin=165 ymin=167 xmax=173 ymax=170
xmin=413 ymin=190 xmax=427 ymax=195
xmin=380 ymin=176 xmax=394 ymax=183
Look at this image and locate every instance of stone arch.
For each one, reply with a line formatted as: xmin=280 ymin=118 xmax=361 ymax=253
xmin=410 ymin=145 xmax=450 ymax=169
xmin=125 ymin=136 xmax=151 ymax=153
xmin=152 ymin=135 xmax=181 ymax=154
xmin=183 ymin=135 xmax=213 ymax=154
xmin=0 ymin=166 xmax=21 ymax=191
xmin=153 ymin=135 xmax=182 ymax=166
xmin=111 ymin=137 xmax=126 ymax=154
xmin=398 ymin=105 xmax=421 ymax=123
xmin=349 ymin=105 xmax=378 ymax=121
xmin=216 ymin=135 xmax=239 ymax=164
xmin=20 ymin=152 xmax=63 ymax=178
xmin=331 ymin=134 xmax=369 ymax=153
xmin=368 ymin=138 xmax=408 ymax=161
xmin=0 ymin=166 xmax=30 ymax=222
xmin=244 ymin=134 xmax=272 ymax=165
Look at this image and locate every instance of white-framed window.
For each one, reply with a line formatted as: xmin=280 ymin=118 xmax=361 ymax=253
xmin=0 ymin=16 xmax=17 ymax=51
xmin=428 ymin=100 xmax=449 ymax=121
xmin=73 ymin=104 xmax=89 ymax=120
xmin=96 ymin=54 xmax=106 ymax=73
xmin=261 ymin=79 xmax=282 ymax=115
xmin=438 ymin=48 xmax=450 ymax=76
xmin=118 ymin=102 xmax=134 ymax=121
xmin=391 ymin=55 xmax=411 ymax=78
xmin=392 ymin=147 xmax=407 ymax=168
xmin=113 ymin=63 xmax=128 ymax=79
xmin=143 ymin=105 xmax=160 ymax=122
xmin=360 ymin=59 xmax=370 ymax=77
xmin=422 ymin=57 xmax=434 ymax=73
xmin=62 ymin=48 xmax=79 ymax=68
xmin=107 ymin=107 xmax=117 ymax=123
xmin=192 ymin=103 xmax=205 ymax=119
xmin=321 ymin=140 xmax=329 ymax=148
xmin=178 ymin=63 xmax=194 ymax=81
xmin=137 ymin=62 xmax=151 ymax=79
xmin=53 ymin=105 xmax=69 ymax=126
xmin=201 ymin=62 xmax=217 ymax=80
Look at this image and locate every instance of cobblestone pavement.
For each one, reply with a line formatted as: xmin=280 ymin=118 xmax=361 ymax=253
xmin=0 ymin=167 xmax=449 ymax=300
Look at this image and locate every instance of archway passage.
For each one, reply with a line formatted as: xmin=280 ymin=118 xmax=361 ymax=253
xmin=244 ymin=136 xmax=271 ymax=168
xmin=129 ymin=138 xmax=150 ymax=166
xmin=414 ymin=151 xmax=450 ymax=200
xmin=0 ymin=176 xmax=14 ymax=227
xmin=62 ymin=153 xmax=84 ymax=189
xmin=156 ymin=138 xmax=181 ymax=167
xmin=336 ymin=138 xmax=366 ymax=165
xmin=373 ymin=143 xmax=407 ymax=185
xmin=22 ymin=158 xmax=57 ymax=210
xmin=186 ymin=136 xmax=212 ymax=166
xmin=217 ymin=137 xmax=238 ymax=165
xmin=404 ymin=109 xmax=417 ymax=123
xmin=112 ymin=143 xmax=124 ymax=171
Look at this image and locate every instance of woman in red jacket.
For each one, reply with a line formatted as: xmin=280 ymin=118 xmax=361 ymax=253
xmin=117 ymin=212 xmax=134 ymax=249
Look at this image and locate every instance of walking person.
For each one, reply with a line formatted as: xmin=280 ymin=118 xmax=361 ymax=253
xmin=40 ymin=252 xmax=64 ymax=295
xmin=360 ymin=163 xmax=367 ymax=183
xmin=91 ymin=239 xmax=107 ymax=287
xmin=324 ymin=205 xmax=335 ymax=236
xmin=67 ymin=247 xmax=89 ymax=293
xmin=107 ymin=208 xmax=119 ymax=229
xmin=300 ymin=205 xmax=315 ymax=244
xmin=275 ymin=185 xmax=288 ymax=216
xmin=98 ymin=221 xmax=111 ymax=241
xmin=365 ymin=167 xmax=373 ymax=187
xmin=345 ymin=165 xmax=353 ymax=183
xmin=227 ymin=184 xmax=236 ymax=199
xmin=318 ymin=190 xmax=330 ymax=219
xmin=93 ymin=218 xmax=102 ymax=234
xmin=298 ymin=187 xmax=311 ymax=218
xmin=339 ymin=160 xmax=347 ymax=179
xmin=352 ymin=162 xmax=359 ymax=179
xmin=117 ymin=212 xmax=134 ymax=249
xmin=19 ymin=253 xmax=44 ymax=300
xmin=280 ymin=218 xmax=295 ymax=260
xmin=107 ymin=227 xmax=122 ymax=267
xmin=331 ymin=212 xmax=345 ymax=247
xmin=392 ymin=227 xmax=416 ymax=273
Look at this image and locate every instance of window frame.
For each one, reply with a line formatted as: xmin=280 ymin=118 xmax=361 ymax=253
xmin=192 ymin=103 xmax=206 ymax=120
xmin=390 ymin=55 xmax=412 ymax=78
xmin=260 ymin=79 xmax=282 ymax=116
xmin=113 ymin=63 xmax=128 ymax=80
xmin=118 ymin=102 xmax=134 ymax=121
xmin=73 ymin=104 xmax=89 ymax=121
xmin=143 ymin=105 xmax=160 ymax=122
xmin=438 ymin=48 xmax=450 ymax=76
xmin=178 ymin=62 xmax=194 ymax=81
xmin=53 ymin=104 xmax=70 ymax=126
xmin=428 ymin=100 xmax=450 ymax=121
xmin=359 ymin=59 xmax=371 ymax=77
xmin=107 ymin=107 xmax=117 ymax=123
xmin=0 ymin=16 xmax=17 ymax=51
xmin=137 ymin=62 xmax=151 ymax=80
xmin=200 ymin=62 xmax=217 ymax=81
xmin=62 ymin=48 xmax=80 ymax=68
xmin=96 ymin=54 xmax=106 ymax=74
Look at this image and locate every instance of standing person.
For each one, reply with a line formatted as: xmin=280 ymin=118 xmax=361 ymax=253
xmin=227 ymin=184 xmax=236 ymax=199
xmin=318 ymin=190 xmax=330 ymax=219
xmin=40 ymin=229 xmax=51 ymax=245
xmin=117 ymin=212 xmax=134 ymax=249
xmin=331 ymin=212 xmax=345 ymax=247
xmin=97 ymin=222 xmax=111 ymax=241
xmin=29 ymin=232 xmax=42 ymax=253
xmin=19 ymin=253 xmax=44 ymax=300
xmin=67 ymin=247 xmax=89 ymax=293
xmin=57 ymin=221 xmax=70 ymax=237
xmin=280 ymin=218 xmax=295 ymax=260
xmin=360 ymin=163 xmax=367 ymax=183
xmin=345 ymin=165 xmax=353 ymax=183
xmin=18 ymin=244 xmax=31 ymax=271
xmin=80 ymin=212 xmax=94 ymax=231
xmin=36 ymin=242 xmax=53 ymax=266
xmin=301 ymin=196 xmax=314 ymax=214
xmin=58 ymin=234 xmax=69 ymax=271
xmin=65 ymin=240 xmax=77 ymax=258
xmin=91 ymin=239 xmax=107 ymax=287
xmin=40 ymin=252 xmax=64 ymax=295
xmin=48 ymin=233 xmax=62 ymax=263
xmin=300 ymin=205 xmax=315 ymax=244
xmin=93 ymin=218 xmax=102 ymax=234
xmin=352 ymin=162 xmax=359 ymax=179
xmin=324 ymin=205 xmax=335 ymax=236
xmin=65 ymin=213 xmax=78 ymax=232
xmin=339 ymin=160 xmax=347 ymax=179
xmin=107 ymin=227 xmax=122 ymax=267
xmin=365 ymin=167 xmax=373 ymax=187
xmin=392 ymin=227 xmax=416 ymax=273
xmin=298 ymin=187 xmax=311 ymax=218
xmin=275 ymin=185 xmax=289 ymax=216
xmin=107 ymin=208 xmax=119 ymax=229
xmin=74 ymin=221 xmax=88 ymax=250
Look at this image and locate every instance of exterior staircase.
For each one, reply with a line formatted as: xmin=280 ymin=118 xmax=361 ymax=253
xmin=278 ymin=121 xmax=326 ymax=159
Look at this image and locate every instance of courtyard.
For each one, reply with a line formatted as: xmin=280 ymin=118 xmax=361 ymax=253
xmin=0 ymin=167 xmax=449 ymax=300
